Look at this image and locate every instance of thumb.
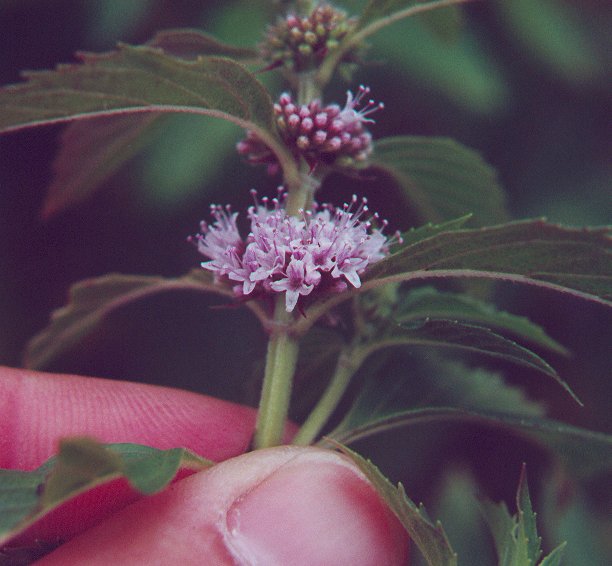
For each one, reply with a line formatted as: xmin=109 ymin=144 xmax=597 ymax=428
xmin=36 ymin=446 xmax=409 ymax=566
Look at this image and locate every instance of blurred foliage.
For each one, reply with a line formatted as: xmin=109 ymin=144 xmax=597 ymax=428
xmin=0 ymin=1 xmax=610 ymax=563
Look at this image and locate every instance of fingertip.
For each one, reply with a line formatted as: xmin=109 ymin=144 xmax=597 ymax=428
xmin=36 ymin=447 xmax=409 ymax=565
xmin=0 ymin=366 xmax=256 ymax=469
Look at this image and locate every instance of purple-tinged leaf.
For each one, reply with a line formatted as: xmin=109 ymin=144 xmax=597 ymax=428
xmin=43 ymin=114 xmax=160 ymax=218
xmin=336 ymin=443 xmax=458 ymax=566
xmin=147 ymin=28 xmax=258 ymax=61
xmin=24 ymin=270 xmax=269 ymax=371
xmin=369 ymin=136 xmax=508 ymax=225
xmin=40 ymin=29 xmax=259 ymax=218
xmin=364 ymin=220 xmax=612 ymax=304
xmin=0 ymin=439 xmax=212 ymax=548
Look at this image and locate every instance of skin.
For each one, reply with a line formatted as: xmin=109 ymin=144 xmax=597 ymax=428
xmin=0 ymin=366 xmax=409 ymax=565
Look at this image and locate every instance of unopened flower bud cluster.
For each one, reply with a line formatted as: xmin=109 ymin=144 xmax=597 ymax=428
xmin=237 ymin=86 xmax=383 ymax=172
xmin=260 ymin=3 xmax=356 ymax=72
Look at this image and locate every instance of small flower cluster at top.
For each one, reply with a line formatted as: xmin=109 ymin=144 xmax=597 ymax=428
xmin=260 ymin=3 xmax=356 ymax=72
xmin=191 ymin=190 xmax=400 ymax=313
xmin=237 ymin=86 xmax=383 ymax=174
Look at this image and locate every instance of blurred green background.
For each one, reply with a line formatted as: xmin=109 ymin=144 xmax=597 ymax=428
xmin=0 ymin=1 xmax=610 ymax=564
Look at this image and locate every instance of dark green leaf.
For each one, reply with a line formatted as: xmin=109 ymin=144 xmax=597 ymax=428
xmin=497 ymin=0 xmax=603 ymax=85
xmin=147 ymin=28 xmax=258 ymax=61
xmin=396 ymin=287 xmax=568 ymax=354
xmin=365 ymin=220 xmax=612 ymax=305
xmin=0 ymin=439 xmax=211 ymax=547
xmin=368 ymin=319 xmax=577 ymax=402
xmin=433 ymin=470 xmax=496 ymax=565
xmin=317 ymin=0 xmax=470 ymax=86
xmin=324 ymin=356 xmax=607 ymax=479
xmin=339 ymin=357 xmax=545 ymax=429
xmin=542 ymin=475 xmax=608 ymax=566
xmin=370 ymin=136 xmax=508 ymax=225
xmin=24 ymin=270 xmax=268 ymax=370
xmin=399 ymin=215 xmax=472 ymax=247
xmin=358 ymin=0 xmax=467 ymax=31
xmin=139 ymin=113 xmax=238 ymax=205
xmin=336 ymin=443 xmax=457 ymax=566
xmin=42 ymin=114 xmax=161 ymax=218
xmin=0 ymin=44 xmax=292 ymax=170
xmin=481 ymin=466 xmax=566 ymax=566
xmin=328 ymin=407 xmax=612 ymax=479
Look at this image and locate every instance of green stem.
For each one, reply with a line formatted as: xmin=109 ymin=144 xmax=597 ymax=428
xmin=254 ymin=70 xmax=325 ymax=449
xmin=254 ymin=298 xmax=300 ymax=448
xmin=284 ymin=72 xmax=323 ymax=214
xmin=293 ymin=349 xmax=362 ymax=445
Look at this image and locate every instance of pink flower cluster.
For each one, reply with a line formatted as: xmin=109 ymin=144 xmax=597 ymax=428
xmin=192 ymin=191 xmax=397 ymax=313
xmin=237 ymin=86 xmax=383 ymax=173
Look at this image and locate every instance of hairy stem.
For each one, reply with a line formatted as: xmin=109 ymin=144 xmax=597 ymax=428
xmin=285 ymin=72 xmax=322 ymax=214
xmin=254 ymin=298 xmax=300 ymax=448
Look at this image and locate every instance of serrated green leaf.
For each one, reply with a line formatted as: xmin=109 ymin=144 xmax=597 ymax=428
xmin=516 ymin=466 xmax=542 ymax=563
xmin=328 ymin=406 xmax=612 ymax=479
xmin=0 ymin=439 xmax=212 ymax=547
xmin=365 ymin=220 xmax=612 ymax=304
xmin=396 ymin=287 xmax=568 ymax=354
xmin=481 ymin=466 xmax=566 ymax=566
xmin=539 ymin=543 xmax=567 ymax=566
xmin=0 ymin=44 xmax=293 ymax=173
xmin=336 ymin=443 xmax=458 ymax=566
xmin=0 ymin=45 xmax=269 ymax=132
xmin=363 ymin=320 xmax=577 ymax=403
xmin=370 ymin=136 xmax=508 ymax=225
xmin=24 ymin=270 xmax=267 ymax=371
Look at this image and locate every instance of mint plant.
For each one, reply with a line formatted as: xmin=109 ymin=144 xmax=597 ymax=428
xmin=0 ymin=1 xmax=610 ymax=564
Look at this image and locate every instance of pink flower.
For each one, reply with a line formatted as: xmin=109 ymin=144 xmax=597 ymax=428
xmin=191 ymin=191 xmax=400 ymax=312
xmin=237 ymin=87 xmax=383 ymax=172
